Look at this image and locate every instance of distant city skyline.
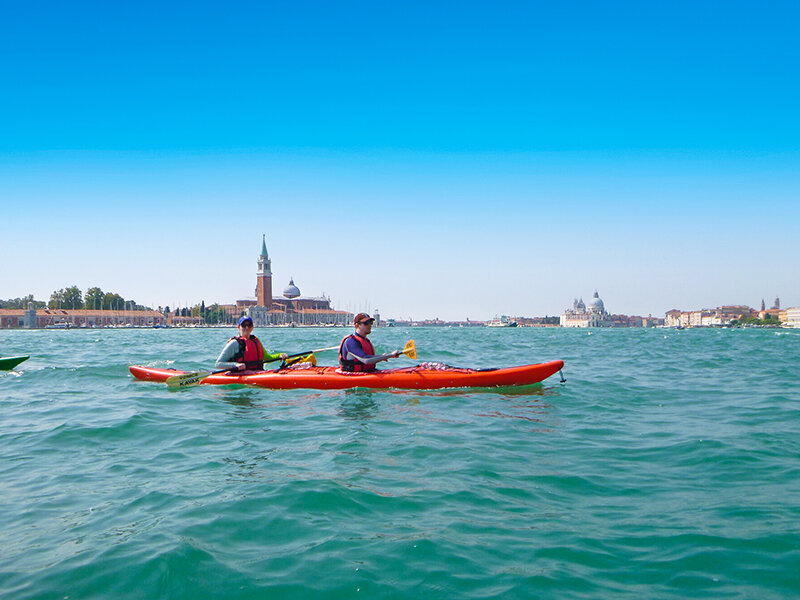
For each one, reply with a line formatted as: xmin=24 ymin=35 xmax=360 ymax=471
xmin=2 ymin=3 xmax=798 ymax=320
xmin=1 ymin=274 xmax=790 ymax=323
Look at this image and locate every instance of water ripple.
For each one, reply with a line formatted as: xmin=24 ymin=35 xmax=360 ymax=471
xmin=1 ymin=327 xmax=799 ymax=599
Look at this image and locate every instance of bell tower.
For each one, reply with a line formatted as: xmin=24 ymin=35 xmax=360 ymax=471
xmin=256 ymin=235 xmax=273 ymax=309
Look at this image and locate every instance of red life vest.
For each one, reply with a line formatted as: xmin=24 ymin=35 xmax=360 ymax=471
xmin=339 ymin=333 xmax=376 ymax=372
xmin=232 ymin=335 xmax=265 ymax=370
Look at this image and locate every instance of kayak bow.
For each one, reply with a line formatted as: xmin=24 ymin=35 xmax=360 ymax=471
xmin=0 ymin=355 xmax=29 ymax=371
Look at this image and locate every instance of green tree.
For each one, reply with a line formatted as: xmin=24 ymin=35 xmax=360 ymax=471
xmin=205 ymin=303 xmax=227 ymax=325
xmin=103 ymin=293 xmax=125 ymax=310
xmin=49 ymin=286 xmax=84 ymax=309
xmin=48 ymin=289 xmax=62 ymax=309
xmin=85 ymin=287 xmax=105 ymax=310
xmin=737 ymin=315 xmax=782 ymax=327
xmin=128 ymin=300 xmax=148 ymax=311
xmin=0 ymin=294 xmax=45 ymax=309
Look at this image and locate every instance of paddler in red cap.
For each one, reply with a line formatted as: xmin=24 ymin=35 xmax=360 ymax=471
xmin=216 ymin=315 xmax=287 ymax=371
xmin=338 ymin=313 xmax=401 ymax=372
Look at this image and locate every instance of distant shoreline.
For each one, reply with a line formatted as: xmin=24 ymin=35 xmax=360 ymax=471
xmin=3 ymin=323 xmax=795 ymax=331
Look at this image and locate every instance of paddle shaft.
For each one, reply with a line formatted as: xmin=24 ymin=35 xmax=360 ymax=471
xmin=267 ymin=345 xmax=339 ymax=363
xmin=167 ymin=345 xmax=340 ymax=386
xmin=347 ymin=340 xmax=414 ymax=365
xmin=165 ymin=368 xmax=234 ymax=388
xmin=348 ymin=351 xmax=398 ymax=365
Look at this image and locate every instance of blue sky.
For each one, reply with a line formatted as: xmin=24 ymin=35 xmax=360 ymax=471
xmin=2 ymin=1 xmax=798 ymax=319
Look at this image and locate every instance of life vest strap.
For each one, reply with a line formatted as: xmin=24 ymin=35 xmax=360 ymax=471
xmin=232 ymin=335 xmax=265 ymax=370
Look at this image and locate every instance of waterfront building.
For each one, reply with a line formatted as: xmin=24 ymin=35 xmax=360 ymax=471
xmin=560 ymin=291 xmax=612 ymax=327
xmin=715 ymin=305 xmax=757 ymax=325
xmin=784 ymin=307 xmax=800 ymax=328
xmin=641 ymin=315 xmax=665 ymax=327
xmin=514 ymin=316 xmax=561 ymax=327
xmin=758 ymin=296 xmax=782 ymax=320
xmin=168 ymin=314 xmax=204 ymax=327
xmin=611 ymin=314 xmax=643 ymax=327
xmin=665 ymin=310 xmax=682 ymax=328
xmin=664 ymin=305 xmax=755 ymax=327
xmin=238 ymin=236 xmax=352 ymax=327
xmin=0 ymin=305 xmax=167 ymax=329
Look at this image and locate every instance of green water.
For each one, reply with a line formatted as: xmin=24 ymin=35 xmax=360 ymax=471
xmin=1 ymin=327 xmax=799 ymax=599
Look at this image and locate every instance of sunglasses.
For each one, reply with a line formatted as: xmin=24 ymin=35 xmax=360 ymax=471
xmin=240 ymin=322 xmax=253 ymax=328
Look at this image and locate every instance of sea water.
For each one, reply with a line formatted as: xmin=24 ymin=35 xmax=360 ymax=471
xmin=1 ymin=327 xmax=798 ymax=599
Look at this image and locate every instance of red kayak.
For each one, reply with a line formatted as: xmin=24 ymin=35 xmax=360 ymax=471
xmin=129 ymin=360 xmax=565 ymax=390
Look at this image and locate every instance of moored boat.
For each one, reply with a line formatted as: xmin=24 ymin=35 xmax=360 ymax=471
xmin=487 ymin=315 xmax=518 ymax=327
xmin=129 ymin=360 xmax=564 ymax=390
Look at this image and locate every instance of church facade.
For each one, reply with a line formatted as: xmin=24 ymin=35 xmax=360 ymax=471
xmin=237 ymin=236 xmax=352 ymax=327
xmin=560 ymin=291 xmax=612 ymax=327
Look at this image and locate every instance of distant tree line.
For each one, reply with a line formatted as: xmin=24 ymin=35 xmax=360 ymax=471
xmin=0 ymin=287 xmax=151 ymax=311
xmin=0 ymin=294 xmax=46 ymax=309
xmin=64 ymin=286 xmax=152 ymax=310
xmin=170 ymin=301 xmax=232 ymax=324
xmin=731 ymin=315 xmax=783 ymax=327
xmin=4 ymin=292 xmax=233 ymax=323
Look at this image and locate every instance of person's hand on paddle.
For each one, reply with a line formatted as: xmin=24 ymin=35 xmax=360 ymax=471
xmin=236 ymin=362 xmax=247 ymax=371
xmin=279 ymin=353 xmax=288 ymax=360
xmin=390 ymin=349 xmax=401 ymax=358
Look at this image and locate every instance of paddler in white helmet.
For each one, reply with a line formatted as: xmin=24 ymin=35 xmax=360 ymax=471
xmin=216 ymin=315 xmax=287 ymax=371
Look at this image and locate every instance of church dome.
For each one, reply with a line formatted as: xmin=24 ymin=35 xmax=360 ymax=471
xmin=587 ymin=291 xmax=605 ymax=312
xmin=283 ymin=278 xmax=301 ymax=299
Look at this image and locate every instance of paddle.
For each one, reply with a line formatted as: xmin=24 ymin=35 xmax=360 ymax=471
xmin=166 ymin=368 xmax=233 ymax=388
xmin=347 ymin=339 xmax=416 ymax=366
xmin=278 ymin=344 xmax=346 ymax=368
xmin=281 ymin=353 xmax=317 ymax=368
xmin=165 ymin=345 xmax=339 ymax=387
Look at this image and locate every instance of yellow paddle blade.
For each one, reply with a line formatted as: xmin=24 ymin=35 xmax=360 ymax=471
xmin=402 ymin=339 xmax=416 ymax=360
xmin=285 ymin=353 xmax=316 ymax=367
xmin=165 ymin=371 xmax=211 ymax=388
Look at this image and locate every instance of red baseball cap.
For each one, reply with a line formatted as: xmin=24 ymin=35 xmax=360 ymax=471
xmin=354 ymin=312 xmax=375 ymax=325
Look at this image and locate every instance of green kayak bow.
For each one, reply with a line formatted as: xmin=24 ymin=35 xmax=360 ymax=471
xmin=0 ymin=355 xmax=29 ymax=370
